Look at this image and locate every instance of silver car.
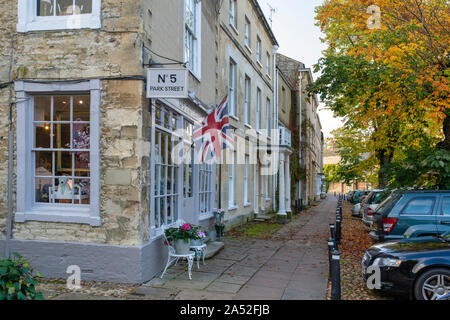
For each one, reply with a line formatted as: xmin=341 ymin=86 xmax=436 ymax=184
xmin=351 ymin=202 xmax=361 ymax=216
xmin=361 ymin=189 xmax=388 ymax=227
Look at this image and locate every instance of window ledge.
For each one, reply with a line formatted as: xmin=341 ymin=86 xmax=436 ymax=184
xmin=244 ymin=44 xmax=252 ymax=54
xmin=229 ymin=115 xmax=240 ymax=121
xmin=244 ymin=123 xmax=252 ymax=129
xmin=15 ymin=207 xmax=101 ymax=226
xmin=199 ymin=212 xmax=214 ymax=221
xmin=256 ymin=60 xmax=263 ymax=68
xmin=244 ymin=202 xmax=252 ymax=207
xmin=17 ymin=15 xmax=101 ymax=33
xmin=228 ymin=205 xmax=238 ymax=211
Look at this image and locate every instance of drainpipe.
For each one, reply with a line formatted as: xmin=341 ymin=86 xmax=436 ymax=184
xmin=272 ymin=46 xmax=278 ymax=211
xmin=5 ymin=37 xmax=14 ymax=259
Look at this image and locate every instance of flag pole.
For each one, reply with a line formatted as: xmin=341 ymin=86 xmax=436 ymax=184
xmin=218 ymin=163 xmax=222 ymax=210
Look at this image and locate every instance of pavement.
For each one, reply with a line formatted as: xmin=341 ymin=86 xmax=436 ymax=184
xmin=134 ymin=196 xmax=336 ymax=300
xmin=44 ymin=196 xmax=337 ymax=300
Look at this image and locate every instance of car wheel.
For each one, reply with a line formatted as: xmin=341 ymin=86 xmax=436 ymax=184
xmin=414 ymin=268 xmax=450 ymax=300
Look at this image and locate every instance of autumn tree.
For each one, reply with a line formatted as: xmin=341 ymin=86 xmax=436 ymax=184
xmin=310 ymin=0 xmax=449 ymax=187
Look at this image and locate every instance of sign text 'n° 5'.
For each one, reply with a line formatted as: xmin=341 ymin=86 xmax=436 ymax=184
xmin=147 ymin=68 xmax=189 ymax=99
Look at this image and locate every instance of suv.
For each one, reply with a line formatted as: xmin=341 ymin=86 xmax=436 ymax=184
xmin=370 ymin=190 xmax=450 ymax=242
xmin=362 ymin=189 xmax=388 ymax=227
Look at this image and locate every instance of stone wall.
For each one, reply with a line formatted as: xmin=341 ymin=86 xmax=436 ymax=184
xmin=0 ymin=0 xmax=151 ymax=246
xmin=11 ymin=80 xmax=149 ymax=246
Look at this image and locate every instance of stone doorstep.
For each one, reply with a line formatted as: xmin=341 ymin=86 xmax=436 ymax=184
xmin=253 ymin=214 xmax=275 ymax=222
xmin=204 ymin=241 xmax=225 ymax=259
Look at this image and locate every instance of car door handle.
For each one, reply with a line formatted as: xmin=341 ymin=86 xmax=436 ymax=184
xmin=440 ymin=221 xmax=450 ymax=225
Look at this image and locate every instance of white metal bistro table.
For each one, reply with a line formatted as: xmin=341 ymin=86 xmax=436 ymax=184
xmin=190 ymin=244 xmax=207 ymax=269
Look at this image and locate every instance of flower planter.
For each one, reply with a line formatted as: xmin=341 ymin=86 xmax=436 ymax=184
xmin=190 ymin=239 xmax=204 ymax=246
xmin=215 ymin=224 xmax=225 ymax=238
xmin=174 ymin=239 xmax=191 ymax=255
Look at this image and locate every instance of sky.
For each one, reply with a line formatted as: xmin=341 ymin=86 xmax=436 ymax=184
xmin=259 ymin=0 xmax=344 ymax=138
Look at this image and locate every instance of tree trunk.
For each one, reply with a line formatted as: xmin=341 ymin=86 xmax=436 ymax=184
xmin=376 ymin=148 xmax=394 ymax=188
xmin=437 ymin=115 xmax=450 ymax=151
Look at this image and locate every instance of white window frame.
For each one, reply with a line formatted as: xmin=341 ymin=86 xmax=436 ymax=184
xmin=199 ymin=163 xmax=213 ymax=217
xmin=229 ymin=58 xmax=237 ymax=117
xmin=256 ymin=37 xmax=262 ymax=63
xmin=256 ymin=88 xmax=261 ymax=131
xmin=244 ymin=17 xmax=251 ymax=48
xmin=266 ymin=98 xmax=271 ymax=137
xmin=17 ymin=0 xmax=101 ymax=32
xmin=228 ymin=151 xmax=236 ymax=210
xmin=184 ymin=0 xmax=202 ymax=80
xmin=266 ymin=52 xmax=271 ymax=76
xmin=229 ymin=0 xmax=237 ymax=29
xmin=244 ymin=155 xmax=250 ymax=206
xmin=244 ymin=75 xmax=251 ymax=126
xmin=15 ymin=80 xmax=101 ymax=226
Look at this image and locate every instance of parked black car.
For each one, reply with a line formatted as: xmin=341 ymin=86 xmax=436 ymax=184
xmin=362 ymin=233 xmax=450 ymax=299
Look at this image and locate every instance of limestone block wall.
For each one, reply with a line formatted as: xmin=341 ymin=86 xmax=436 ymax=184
xmin=0 ymin=0 xmax=152 ymax=246
xmin=11 ymin=80 xmax=149 ymax=246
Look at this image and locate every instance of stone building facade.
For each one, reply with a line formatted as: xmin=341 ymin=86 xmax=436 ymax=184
xmin=216 ymin=0 xmax=278 ymax=227
xmin=276 ymin=54 xmax=324 ymax=207
xmin=274 ymin=65 xmax=295 ymax=216
xmin=0 ymin=0 xmax=219 ymax=283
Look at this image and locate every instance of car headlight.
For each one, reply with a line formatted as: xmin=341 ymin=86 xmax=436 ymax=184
xmin=372 ymin=257 xmax=402 ymax=267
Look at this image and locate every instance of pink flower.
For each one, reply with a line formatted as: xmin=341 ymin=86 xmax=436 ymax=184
xmin=181 ymin=223 xmax=191 ymax=231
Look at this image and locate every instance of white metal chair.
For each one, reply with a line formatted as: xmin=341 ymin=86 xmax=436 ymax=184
xmin=160 ymin=223 xmax=195 ymax=280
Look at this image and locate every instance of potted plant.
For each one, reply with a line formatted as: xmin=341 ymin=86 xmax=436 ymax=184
xmin=190 ymin=230 xmax=206 ymax=246
xmin=164 ymin=223 xmax=197 ymax=254
xmin=215 ymin=223 xmax=225 ymax=238
xmin=214 ymin=208 xmax=225 ymax=239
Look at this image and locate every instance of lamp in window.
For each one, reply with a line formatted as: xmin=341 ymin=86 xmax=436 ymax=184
xmin=66 ymin=5 xmax=81 ymax=15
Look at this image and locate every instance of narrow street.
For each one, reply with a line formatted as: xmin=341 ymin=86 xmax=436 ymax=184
xmin=131 ymin=196 xmax=337 ymax=300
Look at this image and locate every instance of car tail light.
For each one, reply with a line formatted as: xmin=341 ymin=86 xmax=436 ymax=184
xmin=382 ymin=217 xmax=398 ymax=233
xmin=367 ymin=208 xmax=373 ymax=216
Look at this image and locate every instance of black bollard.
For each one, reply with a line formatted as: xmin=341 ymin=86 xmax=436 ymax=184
xmin=336 ymin=216 xmax=342 ymax=245
xmin=327 ymin=238 xmax=335 ymax=281
xmin=330 ymin=223 xmax=336 ymax=243
xmin=331 ymin=249 xmax=341 ymax=300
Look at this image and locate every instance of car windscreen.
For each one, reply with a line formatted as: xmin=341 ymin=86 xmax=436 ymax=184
xmin=372 ymin=192 xmax=387 ymax=204
xmin=375 ymin=193 xmax=401 ymax=216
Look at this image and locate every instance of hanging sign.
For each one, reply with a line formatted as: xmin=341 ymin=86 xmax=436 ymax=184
xmin=146 ymin=68 xmax=189 ymax=99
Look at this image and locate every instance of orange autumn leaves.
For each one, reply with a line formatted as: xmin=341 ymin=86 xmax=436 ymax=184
xmin=316 ymin=0 xmax=449 ymax=145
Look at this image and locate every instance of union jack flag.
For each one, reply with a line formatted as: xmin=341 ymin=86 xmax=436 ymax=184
xmin=193 ymin=96 xmax=234 ymax=162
